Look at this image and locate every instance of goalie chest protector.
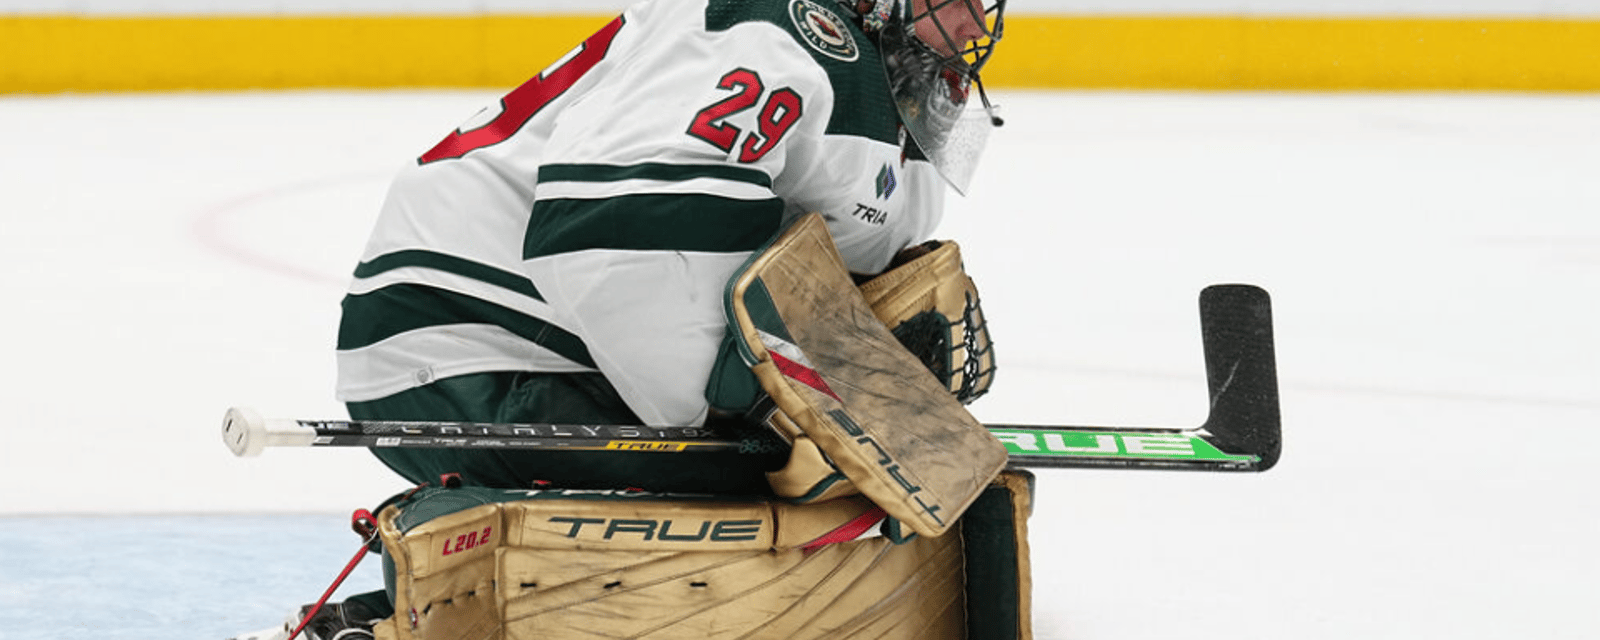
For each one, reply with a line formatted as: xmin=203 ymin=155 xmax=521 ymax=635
xmin=370 ymin=475 xmax=1034 ymax=640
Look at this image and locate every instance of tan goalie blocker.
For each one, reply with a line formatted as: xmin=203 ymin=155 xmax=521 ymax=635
xmin=724 ymin=213 xmax=1008 ymax=537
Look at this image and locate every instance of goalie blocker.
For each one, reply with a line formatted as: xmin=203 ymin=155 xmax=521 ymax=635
xmin=707 ymin=212 xmax=1009 ymax=538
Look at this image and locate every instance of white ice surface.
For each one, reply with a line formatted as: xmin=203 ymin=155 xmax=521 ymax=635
xmin=1 ymin=90 xmax=1597 ymax=639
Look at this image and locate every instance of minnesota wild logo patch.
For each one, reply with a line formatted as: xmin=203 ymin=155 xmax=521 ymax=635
xmin=788 ymin=0 xmax=859 ymax=62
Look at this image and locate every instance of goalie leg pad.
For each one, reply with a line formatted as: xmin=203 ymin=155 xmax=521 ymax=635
xmin=370 ymin=486 xmax=983 ymax=640
xmin=963 ymin=470 xmax=1036 ymax=640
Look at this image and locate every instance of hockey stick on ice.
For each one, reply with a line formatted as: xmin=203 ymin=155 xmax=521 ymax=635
xmin=986 ymin=283 xmax=1281 ymax=471
xmin=223 ymin=284 xmax=1280 ymax=472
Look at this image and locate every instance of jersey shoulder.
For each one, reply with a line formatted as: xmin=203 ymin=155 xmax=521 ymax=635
xmin=704 ymin=0 xmax=898 ymax=143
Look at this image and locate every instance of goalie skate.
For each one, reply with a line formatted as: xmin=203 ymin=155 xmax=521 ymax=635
xmin=228 ymin=602 xmax=383 ymax=640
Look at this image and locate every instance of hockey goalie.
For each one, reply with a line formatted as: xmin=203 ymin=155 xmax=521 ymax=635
xmin=236 ymin=0 xmax=1033 ymax=638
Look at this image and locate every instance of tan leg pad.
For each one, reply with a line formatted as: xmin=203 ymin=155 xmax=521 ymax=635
xmin=377 ymin=489 xmax=971 ymax=640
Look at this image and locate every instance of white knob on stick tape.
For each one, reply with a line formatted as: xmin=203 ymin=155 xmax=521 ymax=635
xmin=222 ymin=407 xmax=267 ymax=457
xmin=222 ymin=407 xmax=318 ymax=456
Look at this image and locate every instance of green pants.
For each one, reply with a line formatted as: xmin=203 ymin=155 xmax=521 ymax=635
xmin=346 ymin=371 xmax=779 ymax=494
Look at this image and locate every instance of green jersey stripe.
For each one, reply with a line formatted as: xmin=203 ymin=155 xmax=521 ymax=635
xmin=525 ymin=193 xmax=783 ymax=259
xmin=537 ymin=162 xmax=774 ymax=189
xmin=339 ymin=283 xmax=595 ymax=368
xmin=353 ymin=249 xmax=544 ymax=302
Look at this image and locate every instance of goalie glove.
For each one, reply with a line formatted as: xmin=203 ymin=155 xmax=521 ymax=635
xmin=858 ymin=240 xmax=995 ymax=404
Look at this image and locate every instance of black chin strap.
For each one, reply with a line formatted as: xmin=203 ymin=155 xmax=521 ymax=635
xmin=975 ymin=76 xmax=1004 ymax=127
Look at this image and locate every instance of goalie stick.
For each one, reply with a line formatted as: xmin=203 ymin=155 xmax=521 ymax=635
xmin=223 ymin=284 xmax=1280 ymax=472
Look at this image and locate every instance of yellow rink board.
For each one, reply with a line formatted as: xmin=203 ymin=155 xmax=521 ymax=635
xmin=3 ymin=14 xmax=1598 ymax=92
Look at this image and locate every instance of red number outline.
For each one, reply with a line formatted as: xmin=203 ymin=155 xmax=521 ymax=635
xmin=419 ymin=17 xmax=625 ymax=164
xmin=685 ymin=68 xmax=764 ymax=153
xmin=738 ymin=87 xmax=803 ymax=163
xmin=687 ymin=69 xmax=807 ymax=163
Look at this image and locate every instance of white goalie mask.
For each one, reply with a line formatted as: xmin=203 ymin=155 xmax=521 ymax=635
xmin=854 ymin=0 xmax=1006 ymax=194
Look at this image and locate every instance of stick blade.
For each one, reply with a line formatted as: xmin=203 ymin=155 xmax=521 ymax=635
xmin=1199 ymin=284 xmax=1282 ymax=471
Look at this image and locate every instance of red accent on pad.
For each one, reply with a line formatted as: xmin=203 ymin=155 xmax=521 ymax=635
xmin=802 ymin=507 xmax=888 ymax=552
xmin=350 ymin=508 xmax=379 ymax=545
xmin=769 ymin=349 xmax=841 ymax=402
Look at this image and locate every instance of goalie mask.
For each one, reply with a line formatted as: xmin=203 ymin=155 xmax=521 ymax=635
xmin=851 ymin=0 xmax=1007 ymax=194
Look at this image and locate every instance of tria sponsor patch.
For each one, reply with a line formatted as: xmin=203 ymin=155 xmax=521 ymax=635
xmin=851 ymin=203 xmax=888 ymax=225
xmin=875 ymin=163 xmax=897 ymax=199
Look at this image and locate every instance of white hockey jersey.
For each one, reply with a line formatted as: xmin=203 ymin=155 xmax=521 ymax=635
xmin=336 ymin=0 xmax=948 ymax=427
